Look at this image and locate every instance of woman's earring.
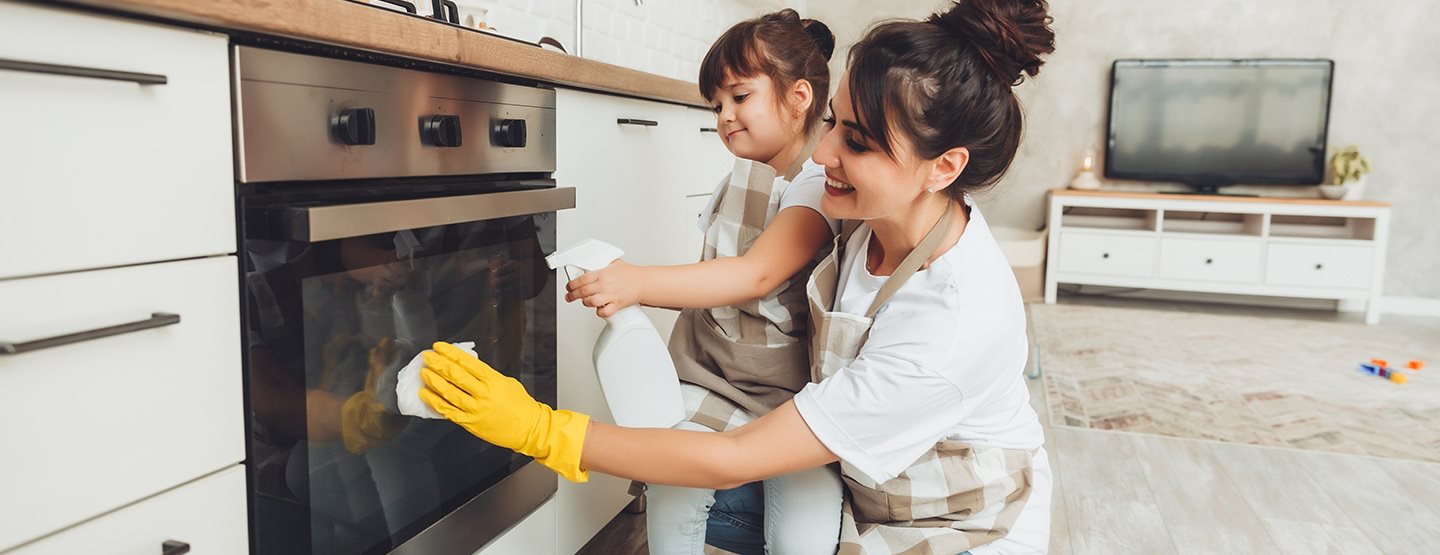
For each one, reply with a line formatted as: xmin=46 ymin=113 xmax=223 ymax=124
xmin=927 ymin=186 xmax=938 ymax=194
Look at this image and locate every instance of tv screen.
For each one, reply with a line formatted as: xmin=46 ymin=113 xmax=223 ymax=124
xmin=1105 ymin=59 xmax=1333 ymax=192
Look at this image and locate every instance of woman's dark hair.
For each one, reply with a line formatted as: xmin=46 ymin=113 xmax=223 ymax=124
xmin=848 ymin=0 xmax=1055 ymax=196
xmin=699 ymin=9 xmax=835 ymax=135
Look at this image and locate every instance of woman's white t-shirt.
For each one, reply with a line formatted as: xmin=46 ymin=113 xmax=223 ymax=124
xmin=792 ymin=199 xmax=1051 ymax=555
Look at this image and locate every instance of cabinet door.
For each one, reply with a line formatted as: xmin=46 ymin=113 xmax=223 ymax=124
xmin=1158 ymin=237 xmax=1263 ymax=284
xmin=8 ymin=466 xmax=247 ymax=555
xmin=683 ymin=194 xmax=713 ymax=264
xmin=685 ymin=107 xmax=736 ymax=195
xmin=553 ymin=89 xmax=690 ymax=554
xmin=0 ymin=3 xmax=234 ymax=279
xmin=0 ymin=258 xmax=243 ymax=550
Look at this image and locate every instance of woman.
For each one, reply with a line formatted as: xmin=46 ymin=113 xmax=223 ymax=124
xmin=418 ymin=0 xmax=1056 ymax=552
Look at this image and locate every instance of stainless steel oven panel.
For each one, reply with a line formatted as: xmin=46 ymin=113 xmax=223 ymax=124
xmin=233 ymin=46 xmax=557 ymax=183
xmin=390 ymin=461 xmax=555 ymax=555
xmin=259 ymin=186 xmax=575 ymax=242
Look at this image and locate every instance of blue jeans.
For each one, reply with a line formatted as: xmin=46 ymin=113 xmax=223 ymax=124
xmin=704 ymin=485 xmax=970 ymax=555
xmin=705 ymin=482 xmax=765 ymax=555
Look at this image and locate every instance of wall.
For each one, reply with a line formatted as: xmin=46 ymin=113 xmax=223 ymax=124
xmin=812 ymin=0 xmax=1440 ymax=300
xmin=432 ymin=0 xmax=788 ymax=81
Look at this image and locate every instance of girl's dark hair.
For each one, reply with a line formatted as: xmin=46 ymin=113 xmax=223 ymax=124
xmin=848 ymin=0 xmax=1055 ymax=196
xmin=699 ymin=9 xmax=835 ymax=135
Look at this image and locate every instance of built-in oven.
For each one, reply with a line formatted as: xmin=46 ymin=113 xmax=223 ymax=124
xmin=233 ymin=45 xmax=571 ymax=554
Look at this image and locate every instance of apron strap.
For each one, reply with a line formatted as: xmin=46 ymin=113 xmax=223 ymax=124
xmin=864 ymin=201 xmax=955 ymax=318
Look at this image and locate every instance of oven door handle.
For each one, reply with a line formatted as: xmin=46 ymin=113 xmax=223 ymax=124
xmin=266 ymin=187 xmax=576 ymax=242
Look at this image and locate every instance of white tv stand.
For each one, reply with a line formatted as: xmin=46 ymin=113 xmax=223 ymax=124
xmin=1044 ymin=189 xmax=1392 ymax=324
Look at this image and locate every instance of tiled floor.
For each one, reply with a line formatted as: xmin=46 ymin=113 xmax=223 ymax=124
xmin=579 ymin=296 xmax=1440 ymax=554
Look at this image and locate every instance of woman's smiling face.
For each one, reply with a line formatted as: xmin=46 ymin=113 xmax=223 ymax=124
xmin=812 ymin=73 xmax=933 ymax=222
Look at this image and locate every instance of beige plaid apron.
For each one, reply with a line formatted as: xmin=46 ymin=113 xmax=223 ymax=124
xmin=807 ymin=202 xmax=1036 ymax=555
xmin=669 ymin=153 xmax=826 ymax=418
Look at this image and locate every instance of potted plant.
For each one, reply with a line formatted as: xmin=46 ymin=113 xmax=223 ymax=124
xmin=1320 ymin=146 xmax=1371 ymax=200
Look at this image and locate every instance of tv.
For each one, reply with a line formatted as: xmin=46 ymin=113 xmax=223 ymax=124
xmin=1105 ymin=59 xmax=1334 ymax=194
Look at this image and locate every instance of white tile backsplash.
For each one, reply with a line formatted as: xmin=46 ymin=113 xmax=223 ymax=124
xmin=428 ymin=0 xmax=790 ymax=81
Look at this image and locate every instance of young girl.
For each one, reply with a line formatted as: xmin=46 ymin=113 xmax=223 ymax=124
xmin=419 ymin=0 xmax=1057 ymax=553
xmin=562 ymin=9 xmax=843 ymax=554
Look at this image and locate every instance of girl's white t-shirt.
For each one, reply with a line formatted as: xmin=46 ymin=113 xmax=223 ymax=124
xmin=793 ymin=198 xmax=1051 ymax=555
xmin=696 ymin=159 xmax=838 ymax=234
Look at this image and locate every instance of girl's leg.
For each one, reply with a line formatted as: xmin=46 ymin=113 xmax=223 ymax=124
xmin=645 ymin=420 xmax=719 ymax=555
xmin=762 ymin=465 xmax=844 ymax=555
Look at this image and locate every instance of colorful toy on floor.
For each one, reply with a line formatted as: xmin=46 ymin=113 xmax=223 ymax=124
xmin=1358 ymin=359 xmax=1423 ymax=384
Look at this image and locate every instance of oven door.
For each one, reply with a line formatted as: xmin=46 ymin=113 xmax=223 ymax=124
xmin=240 ymin=185 xmax=573 ymax=555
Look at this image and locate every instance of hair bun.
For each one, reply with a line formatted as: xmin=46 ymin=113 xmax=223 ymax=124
xmin=928 ymin=0 xmax=1055 ymax=85
xmin=801 ymin=19 xmax=836 ymax=62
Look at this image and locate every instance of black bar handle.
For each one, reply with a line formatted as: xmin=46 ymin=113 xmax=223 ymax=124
xmin=617 ymin=118 xmax=659 ymax=127
xmin=700 ymin=127 xmax=718 ymax=133
xmin=432 ymin=0 xmax=460 ymax=23
xmin=371 ymin=0 xmax=418 ymax=14
xmin=0 ymin=312 xmax=181 ymax=356
xmin=0 ymin=58 xmax=166 ymax=85
xmin=161 ymin=540 xmax=191 ymax=555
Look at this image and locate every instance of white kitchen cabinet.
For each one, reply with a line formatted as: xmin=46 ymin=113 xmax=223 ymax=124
xmin=685 ymin=106 xmax=738 ymax=195
xmin=472 ymin=499 xmax=556 ymax=555
xmin=553 ymin=88 xmax=689 ymax=554
xmin=0 ymin=257 xmax=244 ymax=551
xmin=7 ymin=465 xmax=247 ymax=555
xmin=551 ymin=89 xmax=739 ymax=554
xmin=0 ymin=2 xmax=235 ymax=279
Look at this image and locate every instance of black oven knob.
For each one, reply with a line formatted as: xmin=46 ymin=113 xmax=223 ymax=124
xmin=424 ymin=115 xmax=463 ymax=147
xmin=493 ymin=119 xmax=527 ymax=148
xmin=334 ymin=108 xmax=377 ymax=145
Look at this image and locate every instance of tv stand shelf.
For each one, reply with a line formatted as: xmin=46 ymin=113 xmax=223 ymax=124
xmin=1044 ymin=189 xmax=1392 ymax=324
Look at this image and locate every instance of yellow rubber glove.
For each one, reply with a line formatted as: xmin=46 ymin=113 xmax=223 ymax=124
xmin=419 ymin=341 xmax=591 ymax=482
xmin=341 ymin=338 xmax=407 ymax=454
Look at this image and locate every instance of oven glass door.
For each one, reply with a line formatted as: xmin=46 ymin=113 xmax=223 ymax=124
xmin=241 ymin=186 xmax=566 ymax=554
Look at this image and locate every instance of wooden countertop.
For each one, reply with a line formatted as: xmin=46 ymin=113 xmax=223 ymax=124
xmin=1050 ymin=188 xmax=1391 ymax=208
xmin=56 ymin=0 xmax=709 ymax=107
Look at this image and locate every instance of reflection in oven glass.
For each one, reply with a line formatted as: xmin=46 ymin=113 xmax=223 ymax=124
xmin=243 ymin=214 xmax=557 ymax=554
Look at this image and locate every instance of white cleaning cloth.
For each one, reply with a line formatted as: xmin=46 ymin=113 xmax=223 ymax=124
xmin=396 ymin=341 xmax=477 ymax=419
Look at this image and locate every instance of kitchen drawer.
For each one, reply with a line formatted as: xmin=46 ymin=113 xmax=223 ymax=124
xmin=1158 ymin=237 xmax=1262 ymax=284
xmin=1266 ymin=242 xmax=1373 ymax=290
xmin=0 ymin=3 xmax=234 ymax=279
xmin=0 ymin=257 xmax=243 ymax=550
xmin=1055 ymin=232 xmax=1157 ymax=277
xmin=9 ymin=465 xmax=247 ymax=555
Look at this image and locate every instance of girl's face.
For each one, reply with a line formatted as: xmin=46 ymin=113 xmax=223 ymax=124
xmin=710 ymin=73 xmax=805 ymax=164
xmin=812 ymin=74 xmax=933 ymax=221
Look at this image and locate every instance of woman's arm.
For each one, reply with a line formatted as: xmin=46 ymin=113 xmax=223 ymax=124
xmin=582 ymin=401 xmax=839 ymax=489
xmin=566 ymin=206 xmax=831 ymax=317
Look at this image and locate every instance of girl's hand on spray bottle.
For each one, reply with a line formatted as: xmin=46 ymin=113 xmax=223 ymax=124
xmin=565 ymin=259 xmax=645 ymax=318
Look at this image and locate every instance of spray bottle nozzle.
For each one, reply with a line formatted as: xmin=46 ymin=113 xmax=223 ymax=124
xmin=545 ymin=239 xmax=626 ymax=278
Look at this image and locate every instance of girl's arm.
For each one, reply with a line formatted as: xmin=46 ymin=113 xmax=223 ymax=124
xmin=582 ymin=401 xmax=838 ymax=489
xmin=566 ymin=206 xmax=831 ymax=317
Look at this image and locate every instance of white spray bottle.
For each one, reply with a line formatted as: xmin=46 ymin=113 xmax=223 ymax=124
xmin=547 ymin=239 xmax=685 ymax=429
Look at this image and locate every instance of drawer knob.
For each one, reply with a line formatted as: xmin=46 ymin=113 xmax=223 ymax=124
xmin=493 ymin=119 xmax=528 ymax=148
xmin=1101 ymin=252 xmax=1110 ymax=259
xmin=1315 ymin=263 xmax=1324 ymax=270
xmin=161 ymin=540 xmax=191 ymax=555
xmin=424 ymin=115 xmax=463 ymax=148
xmin=1205 ymin=258 xmax=1214 ymax=265
xmin=335 ymin=108 xmax=377 ymax=146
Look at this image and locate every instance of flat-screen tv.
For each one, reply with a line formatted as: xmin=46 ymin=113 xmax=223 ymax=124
xmin=1105 ymin=59 xmax=1334 ymax=194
